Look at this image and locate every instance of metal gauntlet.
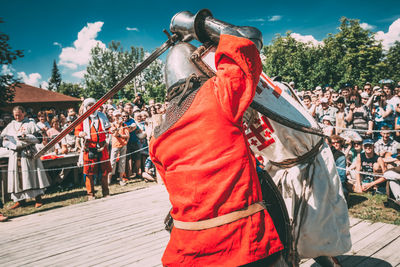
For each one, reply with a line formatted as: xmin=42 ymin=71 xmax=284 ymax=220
xmin=170 ymin=9 xmax=263 ymax=51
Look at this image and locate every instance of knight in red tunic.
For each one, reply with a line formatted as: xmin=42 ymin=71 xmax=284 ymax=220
xmin=75 ymin=98 xmax=112 ymax=200
xmin=149 ymin=10 xmax=283 ymax=266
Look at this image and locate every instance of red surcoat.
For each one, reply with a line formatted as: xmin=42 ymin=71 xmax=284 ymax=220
xmin=149 ymin=35 xmax=283 ymax=266
xmin=75 ymin=117 xmax=111 ymax=174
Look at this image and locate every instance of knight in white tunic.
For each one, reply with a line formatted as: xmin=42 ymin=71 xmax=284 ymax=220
xmin=1 ymin=106 xmax=50 ymax=208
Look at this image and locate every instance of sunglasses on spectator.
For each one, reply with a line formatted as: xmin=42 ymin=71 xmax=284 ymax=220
xmin=122 ymin=115 xmax=129 ymax=117
xmin=354 ymin=142 xmax=362 ymax=145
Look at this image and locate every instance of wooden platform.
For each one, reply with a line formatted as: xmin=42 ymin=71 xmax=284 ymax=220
xmin=0 ymin=185 xmax=399 ymax=267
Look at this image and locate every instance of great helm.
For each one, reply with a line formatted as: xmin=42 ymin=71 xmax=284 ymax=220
xmin=164 ymin=42 xmax=204 ymax=93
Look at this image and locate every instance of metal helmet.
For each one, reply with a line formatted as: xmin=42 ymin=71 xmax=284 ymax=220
xmin=170 ymin=9 xmax=263 ymax=51
xmin=164 ymin=42 xmax=203 ymax=92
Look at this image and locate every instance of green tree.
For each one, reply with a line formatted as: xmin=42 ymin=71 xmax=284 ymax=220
xmin=58 ymin=82 xmax=83 ymax=98
xmin=0 ymin=18 xmax=23 ymax=105
xmin=262 ymin=17 xmax=385 ymax=90
xmin=84 ymin=41 xmax=124 ymax=99
xmin=385 ymin=41 xmax=400 ymax=83
xmin=126 ymin=57 xmax=166 ymax=102
xmin=327 ymin=17 xmax=384 ymax=88
xmin=120 ymin=45 xmax=147 ymax=101
xmin=48 ymin=60 xmax=62 ymax=91
xmin=262 ymin=32 xmax=321 ymax=90
xmin=84 ymin=41 xmax=165 ymax=101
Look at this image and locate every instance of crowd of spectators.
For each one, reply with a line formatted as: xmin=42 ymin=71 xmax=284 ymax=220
xmin=0 ymin=92 xmax=168 ymax=191
xmin=296 ymin=81 xmax=400 ymax=199
xmin=97 ymin=93 xmax=166 ymax=185
xmin=2 ymin=81 xmax=399 ymax=214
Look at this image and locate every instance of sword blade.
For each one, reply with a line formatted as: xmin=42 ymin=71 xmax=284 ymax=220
xmin=34 ymin=34 xmax=178 ymax=159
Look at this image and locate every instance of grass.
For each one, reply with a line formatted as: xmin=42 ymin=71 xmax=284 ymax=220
xmin=347 ymin=192 xmax=400 ymax=225
xmin=0 ymin=178 xmax=152 ymax=219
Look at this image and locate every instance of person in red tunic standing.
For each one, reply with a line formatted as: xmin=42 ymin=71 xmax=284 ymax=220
xmin=75 ymin=98 xmax=112 ymax=200
xmin=149 ymin=10 xmax=283 ymax=266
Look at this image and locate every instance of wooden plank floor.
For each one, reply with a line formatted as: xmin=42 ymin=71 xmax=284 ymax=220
xmin=0 ymin=184 xmax=399 ymax=267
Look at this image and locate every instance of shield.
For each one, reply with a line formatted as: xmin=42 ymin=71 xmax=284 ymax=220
xmin=258 ymin=169 xmax=292 ymax=263
xmin=198 ymin=46 xmax=322 ymax=135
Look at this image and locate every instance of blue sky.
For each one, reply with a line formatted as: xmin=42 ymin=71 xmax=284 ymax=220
xmin=2 ymin=0 xmax=400 ymax=88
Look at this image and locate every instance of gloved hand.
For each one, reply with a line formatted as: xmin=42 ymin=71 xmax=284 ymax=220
xmin=170 ymin=9 xmax=263 ymax=51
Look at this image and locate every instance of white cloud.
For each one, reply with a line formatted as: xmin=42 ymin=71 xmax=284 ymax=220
xmin=40 ymin=81 xmax=49 ymax=89
xmin=268 ymin=15 xmax=282 ymax=22
xmin=72 ymin=70 xmax=86 ymax=79
xmin=59 ymin=21 xmax=106 ymax=70
xmin=291 ymin=33 xmax=323 ymax=46
xmin=375 ymin=18 xmax=400 ymax=50
xmin=126 ymin=27 xmax=139 ymax=31
xmin=360 ymin=22 xmax=375 ymax=30
xmin=62 ymin=62 xmax=79 ymax=70
xmin=53 ymin=42 xmax=62 ymax=48
xmin=16 ymin=71 xmax=49 ymax=89
xmin=1 ymin=64 xmax=13 ymax=75
xmin=17 ymin=72 xmax=43 ymax=87
xmin=247 ymin=18 xmax=266 ymax=22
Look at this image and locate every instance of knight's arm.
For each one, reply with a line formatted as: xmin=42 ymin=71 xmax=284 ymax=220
xmin=170 ymin=9 xmax=263 ymax=51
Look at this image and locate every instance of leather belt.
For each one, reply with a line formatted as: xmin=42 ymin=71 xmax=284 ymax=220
xmin=173 ymin=202 xmax=265 ymax=231
xmin=269 ymin=138 xmax=324 ymax=169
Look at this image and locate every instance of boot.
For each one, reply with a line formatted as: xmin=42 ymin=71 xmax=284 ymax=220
xmin=120 ymin=172 xmax=129 ymax=182
xmin=9 ymin=200 xmax=25 ymax=210
xmin=142 ymin=172 xmax=156 ymax=182
xmin=35 ymin=195 xmax=43 ymax=208
xmin=0 ymin=213 xmax=8 ymax=222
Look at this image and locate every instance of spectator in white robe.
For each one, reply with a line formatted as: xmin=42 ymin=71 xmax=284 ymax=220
xmin=1 ymin=106 xmax=50 ymax=209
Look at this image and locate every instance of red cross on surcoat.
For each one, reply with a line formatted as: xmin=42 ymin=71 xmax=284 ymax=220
xmin=245 ymin=115 xmax=275 ymax=151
